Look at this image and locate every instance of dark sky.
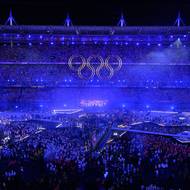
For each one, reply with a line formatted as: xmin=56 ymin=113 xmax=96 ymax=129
xmin=0 ymin=0 xmax=189 ymax=26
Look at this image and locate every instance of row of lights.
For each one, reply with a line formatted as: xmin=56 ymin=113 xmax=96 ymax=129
xmin=121 ymin=104 xmax=175 ymax=110
xmin=5 ymin=79 xmax=189 ymax=84
xmin=2 ymin=42 xmax=188 ymax=48
xmin=2 ymin=33 xmax=188 ymax=39
xmin=15 ymin=104 xmax=68 ymax=109
xmin=14 ymin=104 xmax=176 ymax=110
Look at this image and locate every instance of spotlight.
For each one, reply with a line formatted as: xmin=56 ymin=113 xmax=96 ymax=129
xmin=146 ymin=105 xmax=150 ymax=109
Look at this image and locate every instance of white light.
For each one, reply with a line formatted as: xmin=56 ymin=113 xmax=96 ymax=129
xmin=146 ymin=105 xmax=150 ymax=109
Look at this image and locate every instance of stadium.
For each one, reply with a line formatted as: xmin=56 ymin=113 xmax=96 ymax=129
xmin=0 ymin=6 xmax=190 ymax=190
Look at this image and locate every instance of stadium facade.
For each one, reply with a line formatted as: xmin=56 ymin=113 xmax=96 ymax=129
xmin=0 ymin=25 xmax=190 ymax=111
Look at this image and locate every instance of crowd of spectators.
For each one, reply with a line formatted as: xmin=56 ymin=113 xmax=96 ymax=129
xmin=0 ymin=63 xmax=190 ymax=88
xmin=1 ymin=44 xmax=188 ymax=63
xmin=0 ymin=110 xmax=190 ymax=189
xmin=0 ymin=127 xmax=190 ymax=189
xmin=96 ymin=133 xmax=190 ymax=189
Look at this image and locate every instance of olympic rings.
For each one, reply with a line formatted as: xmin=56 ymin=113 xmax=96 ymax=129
xmin=68 ymin=55 xmax=122 ymax=80
xmin=78 ymin=58 xmax=96 ymax=80
xmin=68 ymin=55 xmax=85 ymax=71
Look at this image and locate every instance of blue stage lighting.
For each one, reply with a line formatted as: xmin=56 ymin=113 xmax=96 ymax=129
xmin=146 ymin=105 xmax=150 ymax=109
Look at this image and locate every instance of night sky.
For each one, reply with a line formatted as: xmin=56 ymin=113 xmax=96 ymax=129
xmin=0 ymin=0 xmax=189 ymax=26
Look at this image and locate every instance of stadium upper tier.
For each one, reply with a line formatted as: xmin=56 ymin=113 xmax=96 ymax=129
xmin=1 ymin=25 xmax=190 ymax=36
xmin=0 ymin=25 xmax=190 ymax=65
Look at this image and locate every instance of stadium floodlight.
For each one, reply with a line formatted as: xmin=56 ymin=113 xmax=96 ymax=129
xmin=5 ymin=9 xmax=16 ymax=26
xmin=64 ymin=13 xmax=73 ymax=27
xmin=174 ymin=12 xmax=185 ymax=27
xmin=117 ymin=13 xmax=127 ymax=27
